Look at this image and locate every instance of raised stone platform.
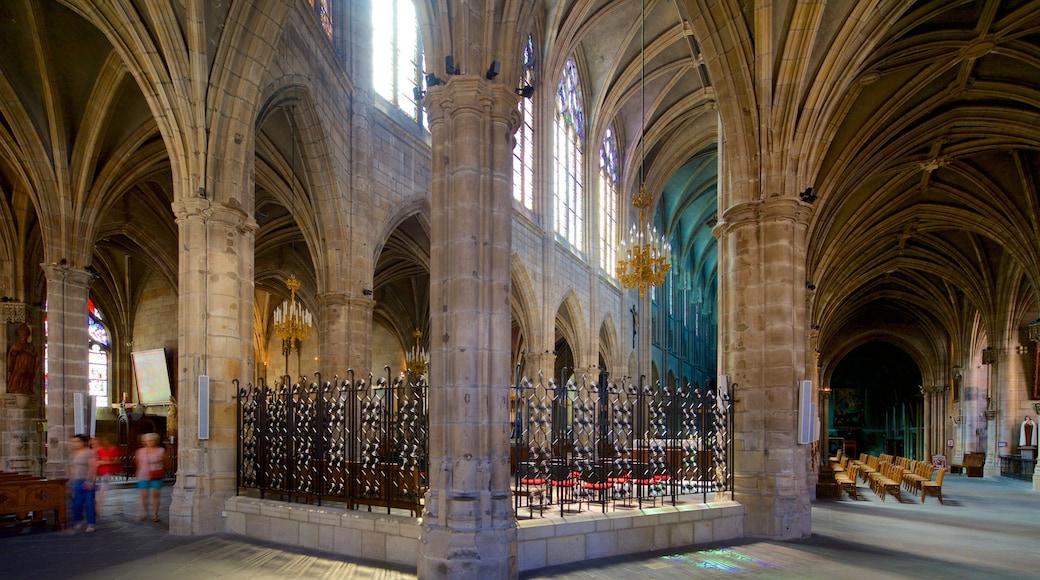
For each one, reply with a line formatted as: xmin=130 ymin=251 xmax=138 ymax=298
xmin=223 ymin=496 xmax=744 ymax=572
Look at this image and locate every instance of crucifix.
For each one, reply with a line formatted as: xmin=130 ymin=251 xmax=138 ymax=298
xmin=630 ymin=304 xmax=638 ymax=349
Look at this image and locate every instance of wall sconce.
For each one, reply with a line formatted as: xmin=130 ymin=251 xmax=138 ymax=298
xmin=1016 ymin=344 xmax=1029 ymax=355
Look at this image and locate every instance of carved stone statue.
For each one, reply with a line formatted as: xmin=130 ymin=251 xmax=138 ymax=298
xmin=167 ymin=396 xmax=178 ymax=439
xmin=6 ymin=323 xmax=39 ymax=395
xmin=1021 ymin=416 xmax=1037 ymax=447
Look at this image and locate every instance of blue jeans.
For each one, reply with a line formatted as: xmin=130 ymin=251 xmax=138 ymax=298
xmin=71 ymin=479 xmax=97 ymax=526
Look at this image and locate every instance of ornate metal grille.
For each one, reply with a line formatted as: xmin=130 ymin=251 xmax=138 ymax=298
xmin=511 ymin=371 xmax=733 ymax=517
xmin=236 ymin=367 xmax=732 ymax=520
xmin=236 ymin=369 xmax=428 ymax=516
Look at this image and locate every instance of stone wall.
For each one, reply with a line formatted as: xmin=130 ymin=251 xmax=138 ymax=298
xmin=223 ymin=496 xmax=744 ymax=573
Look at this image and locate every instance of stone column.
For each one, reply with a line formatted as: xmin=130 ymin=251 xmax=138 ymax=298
xmin=42 ymin=265 xmax=93 ymax=480
xmin=344 ymin=296 xmax=375 ymax=378
xmin=316 ymin=291 xmax=349 ymax=377
xmin=521 ymin=352 xmax=555 ymax=387
xmin=716 ymin=197 xmax=812 ymax=539
xmin=168 ymin=198 xmax=256 ymax=535
xmin=1 ymin=302 xmax=45 ymax=475
xmin=419 ymin=77 xmax=519 ymax=579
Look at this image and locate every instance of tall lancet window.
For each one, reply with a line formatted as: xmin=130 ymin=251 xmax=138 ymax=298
xmin=372 ymin=0 xmax=425 ymax=126
xmin=308 ymin=0 xmax=333 ymax=38
xmin=554 ymin=57 xmax=584 ymax=250
xmin=513 ymin=34 xmax=536 ymax=211
xmin=599 ymin=125 xmax=619 ymax=272
xmin=87 ymin=298 xmax=110 ymax=409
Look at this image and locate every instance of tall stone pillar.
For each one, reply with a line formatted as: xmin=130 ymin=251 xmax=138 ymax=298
xmin=168 ymin=198 xmax=256 ymax=535
xmin=418 ymin=77 xmax=519 ymax=579
xmin=42 ymin=264 xmax=93 ymax=480
xmin=316 ymin=292 xmax=348 ymax=377
xmin=521 ymin=353 xmax=555 ymax=387
xmin=716 ymin=198 xmax=812 ymax=539
xmin=345 ymin=296 xmax=375 ymax=378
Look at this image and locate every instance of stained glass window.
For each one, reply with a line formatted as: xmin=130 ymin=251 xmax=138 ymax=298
xmin=88 ymin=298 xmax=110 ymax=408
xmin=308 ymin=0 xmax=333 ymax=38
xmin=554 ymin=57 xmax=584 ymax=249
xmin=599 ymin=125 xmax=619 ymax=273
xmin=373 ymin=0 xmax=425 ymax=127
xmin=513 ymin=34 xmax=536 ymax=211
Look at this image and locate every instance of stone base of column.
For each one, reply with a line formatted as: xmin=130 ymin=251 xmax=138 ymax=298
xmin=418 ymin=524 xmax=518 ymax=579
xmin=0 ymin=394 xmax=45 ymax=475
xmin=168 ymin=469 xmax=232 ymax=535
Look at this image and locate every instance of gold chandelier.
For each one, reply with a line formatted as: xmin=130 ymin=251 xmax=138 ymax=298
xmin=274 ymin=274 xmax=312 ymax=352
xmin=618 ymin=185 xmax=671 ymax=297
xmin=617 ymin=0 xmax=670 ymax=298
xmin=406 ymin=328 xmax=429 ymax=376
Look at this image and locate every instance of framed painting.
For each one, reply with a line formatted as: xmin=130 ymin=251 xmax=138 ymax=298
xmin=131 ymin=348 xmax=173 ymax=406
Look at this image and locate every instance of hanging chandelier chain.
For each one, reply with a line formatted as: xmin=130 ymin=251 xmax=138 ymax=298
xmin=274 ymin=106 xmax=313 ymax=353
xmin=617 ymin=1 xmax=671 ymax=299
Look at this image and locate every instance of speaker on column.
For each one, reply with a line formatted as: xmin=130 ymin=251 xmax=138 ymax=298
xmin=198 ymin=375 xmax=210 ymax=440
xmin=74 ymin=392 xmax=85 ymax=435
xmin=798 ymin=380 xmax=817 ymax=444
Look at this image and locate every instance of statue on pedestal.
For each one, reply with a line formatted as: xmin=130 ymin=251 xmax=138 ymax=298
xmin=1020 ymin=416 xmax=1037 ymax=447
xmin=6 ymin=323 xmax=39 ymax=395
xmin=166 ymin=396 xmax=177 ymax=440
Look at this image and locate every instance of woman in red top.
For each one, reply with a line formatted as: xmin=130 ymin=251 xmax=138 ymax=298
xmin=93 ymin=435 xmax=121 ymax=517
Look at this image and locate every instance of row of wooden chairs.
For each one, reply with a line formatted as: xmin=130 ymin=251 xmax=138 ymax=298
xmin=830 ymin=451 xmax=946 ymax=504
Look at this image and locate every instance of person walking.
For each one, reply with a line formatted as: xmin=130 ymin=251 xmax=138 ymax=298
xmin=68 ymin=434 xmax=97 ymax=532
xmin=93 ymin=435 xmax=121 ymax=516
xmin=134 ymin=433 xmax=165 ymax=522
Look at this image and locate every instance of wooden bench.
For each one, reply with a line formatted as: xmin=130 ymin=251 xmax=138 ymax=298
xmin=962 ymin=452 xmax=985 ymax=477
xmin=0 ymin=473 xmax=67 ymax=531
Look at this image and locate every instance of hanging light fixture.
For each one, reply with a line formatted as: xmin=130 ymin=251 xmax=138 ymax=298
xmin=406 ymin=328 xmax=429 ymax=376
xmin=617 ymin=0 xmax=671 ymax=298
xmin=273 ymin=107 xmax=313 ymax=375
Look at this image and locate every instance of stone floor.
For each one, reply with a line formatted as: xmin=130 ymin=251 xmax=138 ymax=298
xmin=1 ymin=473 xmax=1038 ymax=579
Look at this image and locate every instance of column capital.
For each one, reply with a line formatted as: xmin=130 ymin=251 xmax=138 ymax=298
xmin=171 ymin=198 xmax=257 ymax=234
xmin=424 ymin=76 xmax=521 ymax=130
xmin=39 ymin=263 xmax=94 ymax=287
xmin=715 ymin=197 xmax=812 ymax=237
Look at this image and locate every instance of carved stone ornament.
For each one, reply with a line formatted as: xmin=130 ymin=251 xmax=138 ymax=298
xmin=1 ymin=302 xmax=26 ymax=323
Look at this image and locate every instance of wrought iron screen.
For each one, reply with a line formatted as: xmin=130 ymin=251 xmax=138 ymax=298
xmin=237 ymin=370 xmax=428 ymax=516
xmin=511 ymin=371 xmax=733 ymax=517
xmin=236 ymin=368 xmax=732 ymax=520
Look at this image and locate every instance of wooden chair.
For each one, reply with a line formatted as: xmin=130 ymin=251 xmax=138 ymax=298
xmin=921 ymin=468 xmax=946 ymax=504
xmin=880 ymin=463 xmax=903 ymax=502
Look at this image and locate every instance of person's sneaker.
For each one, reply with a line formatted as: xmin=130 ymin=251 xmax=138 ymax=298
xmin=85 ymin=525 xmax=95 ymax=532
